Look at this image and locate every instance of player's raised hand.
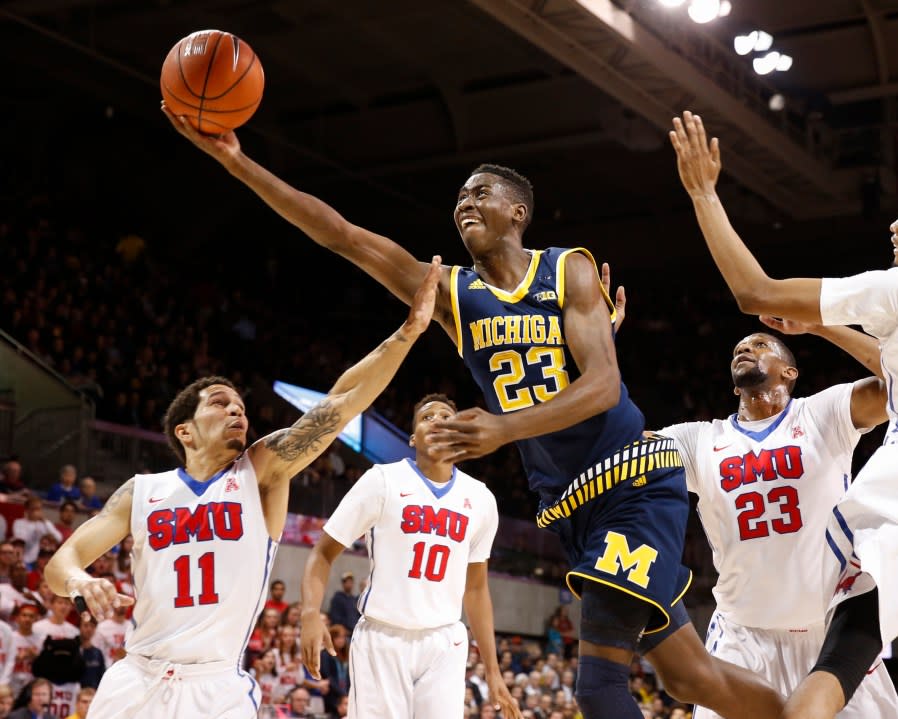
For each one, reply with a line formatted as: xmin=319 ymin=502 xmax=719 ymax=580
xmin=161 ymin=101 xmax=241 ymax=163
xmin=66 ymin=576 xmax=135 ymax=622
xmin=601 ymin=262 xmax=627 ymax=332
xmin=299 ymin=609 xmax=335 ymax=679
xmin=759 ymin=315 xmax=821 ymax=336
xmin=401 ymin=255 xmax=442 ymax=337
xmin=427 ymin=407 xmax=506 ymax=462
xmin=669 ymin=111 xmax=721 ymax=198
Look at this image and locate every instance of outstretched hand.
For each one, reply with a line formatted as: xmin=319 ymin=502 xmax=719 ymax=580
xmin=402 ymin=256 xmax=442 ymax=337
xmin=669 ymin=111 xmax=721 ymax=198
xmin=759 ymin=315 xmax=821 ymax=336
xmin=601 ymin=262 xmax=627 ymax=332
xmin=160 ymin=101 xmax=242 ymax=164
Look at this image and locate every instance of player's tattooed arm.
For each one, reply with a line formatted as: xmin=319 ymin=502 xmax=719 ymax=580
xmin=96 ymin=478 xmax=135 ymax=518
xmin=264 ymin=400 xmax=342 ymax=461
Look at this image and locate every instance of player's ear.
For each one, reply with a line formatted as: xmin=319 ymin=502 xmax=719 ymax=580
xmin=733 ymin=385 xmax=740 ymax=396
xmin=783 ymin=366 xmax=798 ymax=383
xmin=175 ymin=422 xmax=192 ymax=445
xmin=512 ymin=202 xmax=527 ymax=225
xmin=409 ymin=433 xmax=416 ymax=448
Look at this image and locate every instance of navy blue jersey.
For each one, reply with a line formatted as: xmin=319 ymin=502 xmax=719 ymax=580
xmin=450 ymin=247 xmax=645 ymax=499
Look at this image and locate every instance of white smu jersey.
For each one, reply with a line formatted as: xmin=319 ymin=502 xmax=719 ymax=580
xmin=324 ymin=459 xmax=499 ymax=630
xmin=822 ymin=268 xmax=898 ymax=443
xmin=661 ymin=384 xmax=861 ymax=629
xmin=126 ymin=453 xmax=278 ymax=664
xmin=822 ymin=269 xmax=898 ymax=642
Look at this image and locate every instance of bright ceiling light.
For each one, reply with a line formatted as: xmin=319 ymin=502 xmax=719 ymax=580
xmin=754 ymin=31 xmax=773 ymax=51
xmin=734 ymin=31 xmax=758 ymax=55
xmin=769 ymin=93 xmax=785 ymax=111
xmin=776 ymin=54 xmax=793 ymax=72
xmin=687 ymin=0 xmax=721 ymax=23
xmin=753 ymin=51 xmax=780 ymax=76
xmin=657 ymin=0 xmax=687 ymax=6
xmin=718 ymin=0 xmax=732 ymax=16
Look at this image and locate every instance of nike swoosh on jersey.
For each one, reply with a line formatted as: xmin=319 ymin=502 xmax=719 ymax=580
xmin=400 ymin=492 xmax=414 ymax=497
xmin=713 ymin=444 xmax=733 ymax=452
xmin=148 ymin=497 xmax=166 ymax=503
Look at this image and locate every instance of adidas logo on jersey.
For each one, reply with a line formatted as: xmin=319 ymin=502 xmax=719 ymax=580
xmin=467 ymin=279 xmax=486 ymax=289
xmin=631 ymin=476 xmax=647 ymax=487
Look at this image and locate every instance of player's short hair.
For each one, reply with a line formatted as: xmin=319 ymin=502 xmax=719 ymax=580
xmin=471 ymin=163 xmax=535 ymax=229
xmin=163 ymin=376 xmax=238 ymax=465
xmin=77 ymin=687 xmax=96 ymax=701
xmin=412 ymin=393 xmax=458 ymax=428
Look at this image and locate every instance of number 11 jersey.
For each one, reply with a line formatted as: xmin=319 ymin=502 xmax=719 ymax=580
xmin=126 ymin=454 xmax=278 ymax=664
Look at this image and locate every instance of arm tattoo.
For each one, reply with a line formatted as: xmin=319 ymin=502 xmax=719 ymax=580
xmin=97 ymin=478 xmax=134 ymax=518
xmin=264 ymin=399 xmax=342 ymax=461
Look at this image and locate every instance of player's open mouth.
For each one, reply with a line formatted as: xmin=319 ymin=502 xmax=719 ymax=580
xmin=460 ymin=217 xmax=481 ymax=227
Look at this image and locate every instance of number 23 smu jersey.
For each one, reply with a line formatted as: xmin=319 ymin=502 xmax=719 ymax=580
xmin=126 ymin=453 xmax=278 ymax=664
xmin=661 ymin=384 xmax=862 ymax=629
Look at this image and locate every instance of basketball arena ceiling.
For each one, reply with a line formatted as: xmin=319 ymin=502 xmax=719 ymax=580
xmin=2 ymin=0 xmax=897 ymax=235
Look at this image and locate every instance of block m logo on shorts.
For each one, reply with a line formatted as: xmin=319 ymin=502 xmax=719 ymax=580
xmin=594 ymin=531 xmax=658 ymax=589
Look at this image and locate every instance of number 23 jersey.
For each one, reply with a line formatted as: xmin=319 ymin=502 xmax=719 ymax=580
xmin=127 ymin=454 xmax=278 ymax=664
xmin=660 ymin=384 xmax=862 ymax=629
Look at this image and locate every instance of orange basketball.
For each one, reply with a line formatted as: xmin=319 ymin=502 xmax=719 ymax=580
xmin=160 ymin=30 xmax=264 ymax=135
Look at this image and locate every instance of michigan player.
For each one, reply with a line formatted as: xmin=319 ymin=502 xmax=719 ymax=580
xmin=299 ymin=394 xmax=519 ymax=719
xmin=163 ymin=105 xmax=784 ymax=719
xmin=43 ymin=261 xmax=442 ymax=719
xmin=671 ymin=109 xmax=898 ymax=719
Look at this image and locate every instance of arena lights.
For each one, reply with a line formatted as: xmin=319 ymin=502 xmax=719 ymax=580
xmin=752 ymin=51 xmax=792 ymax=76
xmin=734 ymin=30 xmax=773 ymax=55
xmin=657 ymin=0 xmax=731 ymax=22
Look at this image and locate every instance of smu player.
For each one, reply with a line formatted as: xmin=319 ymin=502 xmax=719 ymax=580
xmin=639 ymin=322 xmax=898 ymax=717
xmin=300 ymin=394 xmax=519 ymax=719
xmin=43 ymin=260 xmax=442 ymax=719
xmin=165 ymin=104 xmax=785 ymax=719
xmin=671 ymin=109 xmax=898 ymax=719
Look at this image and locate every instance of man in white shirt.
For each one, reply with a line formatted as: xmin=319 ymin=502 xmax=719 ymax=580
xmin=13 ymin=498 xmax=62 ymax=566
xmin=670 ymin=110 xmax=898 ymax=719
xmin=300 ymin=394 xmax=520 ymax=719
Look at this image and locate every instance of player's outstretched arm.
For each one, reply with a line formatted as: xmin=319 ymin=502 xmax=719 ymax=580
xmin=463 ymin=561 xmax=523 ymax=719
xmin=759 ymin=317 xmax=888 ymax=428
xmin=300 ymin=532 xmax=343 ymax=679
xmin=161 ymin=103 xmax=444 ymax=318
xmin=670 ymin=111 xmax=822 ymax=322
xmin=44 ymin=479 xmax=136 ymax=622
xmin=248 ymin=257 xmax=440 ymax=535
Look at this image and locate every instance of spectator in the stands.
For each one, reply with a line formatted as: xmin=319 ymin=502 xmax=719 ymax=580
xmin=0 ymin=461 xmax=27 ymax=498
xmin=45 ymin=464 xmax=80 ymax=503
xmin=326 ymin=572 xmax=359 ymax=634
xmin=76 ymin=477 xmax=102 ymax=512
xmin=11 ymin=500 xmax=60 ymax=568
xmin=54 ymin=501 xmax=78 ymax=542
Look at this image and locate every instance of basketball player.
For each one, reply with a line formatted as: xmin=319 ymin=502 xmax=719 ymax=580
xmin=640 ymin=321 xmax=897 ymax=717
xmin=299 ymin=393 xmax=519 ymax=719
xmin=164 ymin=106 xmax=784 ymax=719
xmin=43 ymin=260 xmax=442 ymax=719
xmin=670 ymin=109 xmax=898 ymax=719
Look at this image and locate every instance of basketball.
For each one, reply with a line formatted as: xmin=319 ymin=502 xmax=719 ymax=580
xmin=160 ymin=30 xmax=264 ymax=135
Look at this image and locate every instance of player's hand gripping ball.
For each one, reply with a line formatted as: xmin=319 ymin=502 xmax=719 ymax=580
xmin=160 ymin=29 xmax=264 ymax=135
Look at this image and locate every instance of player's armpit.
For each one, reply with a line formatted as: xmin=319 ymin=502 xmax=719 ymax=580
xmin=849 ymin=376 xmax=889 ymax=430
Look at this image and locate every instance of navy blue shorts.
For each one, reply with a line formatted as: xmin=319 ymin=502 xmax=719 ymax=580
xmin=545 ymin=459 xmax=692 ymax=636
xmin=637 ymin=597 xmax=692 ymax=653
